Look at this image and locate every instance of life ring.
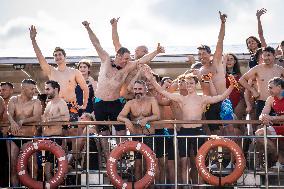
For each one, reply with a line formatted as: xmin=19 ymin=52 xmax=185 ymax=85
xmin=196 ymin=138 xmax=246 ymax=186
xmin=106 ymin=140 xmax=157 ymax=189
xmin=17 ymin=139 xmax=68 ymax=189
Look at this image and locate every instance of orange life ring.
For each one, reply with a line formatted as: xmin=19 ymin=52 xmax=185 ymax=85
xmin=196 ymin=138 xmax=246 ymax=186
xmin=17 ymin=139 xmax=68 ymax=189
xmin=106 ymin=140 xmax=157 ymax=189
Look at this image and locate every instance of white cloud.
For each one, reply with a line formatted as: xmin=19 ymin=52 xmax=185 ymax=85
xmin=0 ymin=0 xmax=283 ymax=56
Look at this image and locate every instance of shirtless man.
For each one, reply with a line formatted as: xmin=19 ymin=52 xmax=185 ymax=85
xmin=117 ymin=80 xmax=160 ymax=181
xmin=29 ymin=25 xmax=89 ymax=121
xmin=143 ymin=68 xmax=235 ymax=188
xmin=30 ymin=25 xmax=89 ymax=165
xmin=197 ymin=12 xmax=235 ymax=135
xmin=110 ymin=17 xmax=149 ymax=99
xmin=0 ymin=82 xmax=14 ymax=186
xmin=7 ymin=79 xmax=42 ymax=186
xmin=275 ymin=41 xmax=284 ymax=67
xmin=0 ymin=96 xmax=6 ymax=186
xmin=82 ymin=20 xmax=164 ymax=158
xmin=0 ymin=82 xmax=14 ymax=124
xmin=111 ymin=18 xmax=148 ymax=60
xmin=255 ymin=77 xmax=284 ymax=168
xmin=41 ymin=80 xmax=70 ymax=180
xmin=0 ymin=97 xmax=4 ymax=122
xmin=239 ymin=46 xmax=284 ymax=119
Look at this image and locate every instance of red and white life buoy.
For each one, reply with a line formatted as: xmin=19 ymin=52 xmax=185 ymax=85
xmin=17 ymin=139 xmax=68 ymax=189
xmin=106 ymin=140 xmax=157 ymax=189
xmin=196 ymin=138 xmax=246 ymax=186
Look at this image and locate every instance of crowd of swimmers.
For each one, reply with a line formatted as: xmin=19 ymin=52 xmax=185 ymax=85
xmin=0 ymin=8 xmax=284 ymax=188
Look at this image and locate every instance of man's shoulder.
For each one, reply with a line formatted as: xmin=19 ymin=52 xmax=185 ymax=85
xmin=66 ymin=66 xmax=80 ymax=73
xmin=249 ymin=64 xmax=261 ymax=72
xmin=147 ymin=96 xmax=158 ymax=102
xmin=125 ymin=99 xmax=135 ymax=105
xmin=200 ymin=64 xmax=215 ymax=72
xmin=266 ymin=96 xmax=274 ymax=105
xmin=9 ymin=96 xmax=18 ymax=103
xmin=55 ymin=99 xmax=68 ymax=107
xmin=58 ymin=98 xmax=68 ymax=104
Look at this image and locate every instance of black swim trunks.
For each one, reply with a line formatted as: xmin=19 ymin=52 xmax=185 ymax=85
xmin=178 ymin=127 xmax=205 ymax=157
xmin=7 ymin=134 xmax=33 ymax=149
xmin=154 ymin=129 xmax=175 ymax=160
xmin=204 ymin=102 xmax=222 ymax=131
xmin=93 ymin=97 xmax=126 ymax=132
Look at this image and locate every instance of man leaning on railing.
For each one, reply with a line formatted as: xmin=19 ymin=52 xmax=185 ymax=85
xmin=255 ymin=77 xmax=284 ymax=168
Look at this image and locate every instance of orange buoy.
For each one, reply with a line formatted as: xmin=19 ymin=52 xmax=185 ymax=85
xmin=196 ymin=138 xmax=245 ymax=186
xmin=17 ymin=140 xmax=68 ymax=189
xmin=107 ymin=140 xmax=157 ymax=189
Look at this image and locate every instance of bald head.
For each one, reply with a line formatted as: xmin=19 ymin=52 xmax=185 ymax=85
xmin=135 ymin=45 xmax=148 ymax=60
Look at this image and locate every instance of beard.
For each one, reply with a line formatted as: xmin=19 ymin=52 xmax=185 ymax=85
xmin=135 ymin=93 xmax=143 ymax=99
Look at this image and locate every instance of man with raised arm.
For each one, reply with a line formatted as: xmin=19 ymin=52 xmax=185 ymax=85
xmin=117 ymin=80 xmax=160 ymax=181
xmin=142 ymin=66 xmax=235 ymax=188
xmin=42 ymin=80 xmax=70 ymax=180
xmin=29 ymin=26 xmax=89 ymax=122
xmin=197 ymin=12 xmax=236 ymax=136
xmin=239 ymin=47 xmax=284 ymax=119
xmin=110 ymin=17 xmax=149 ymax=99
xmin=7 ymin=79 xmax=42 ymax=186
xmin=30 ymin=26 xmax=89 ymax=171
xmin=82 ymin=20 xmax=164 ymax=158
xmin=110 ymin=17 xmax=149 ymax=60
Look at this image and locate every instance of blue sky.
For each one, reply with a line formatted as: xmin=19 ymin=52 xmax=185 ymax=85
xmin=0 ymin=0 xmax=283 ymax=56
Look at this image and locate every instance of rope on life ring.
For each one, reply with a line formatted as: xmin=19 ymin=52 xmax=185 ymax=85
xmin=196 ymin=138 xmax=246 ymax=186
xmin=17 ymin=139 xmax=68 ymax=189
xmin=106 ymin=140 xmax=157 ymax=189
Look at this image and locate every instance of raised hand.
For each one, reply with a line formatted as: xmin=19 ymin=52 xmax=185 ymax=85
xmin=29 ymin=25 xmax=37 ymax=40
xmin=219 ymin=11 xmax=227 ymax=23
xmin=156 ymin=43 xmax=165 ymax=53
xmin=82 ymin=21 xmax=90 ymax=28
xmin=256 ymin=8 xmax=267 ymax=18
xmin=110 ymin=17 xmax=120 ymax=25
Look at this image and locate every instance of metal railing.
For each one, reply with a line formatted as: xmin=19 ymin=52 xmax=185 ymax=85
xmin=1 ymin=119 xmax=284 ymax=189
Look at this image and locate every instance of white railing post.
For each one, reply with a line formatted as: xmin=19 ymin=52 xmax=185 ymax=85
xmin=263 ymin=124 xmax=269 ymax=189
xmin=174 ymin=124 xmax=178 ymax=189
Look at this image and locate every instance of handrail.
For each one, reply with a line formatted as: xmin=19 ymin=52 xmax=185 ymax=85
xmin=1 ymin=119 xmax=284 ymax=189
xmin=1 ymin=119 xmax=284 ymax=127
